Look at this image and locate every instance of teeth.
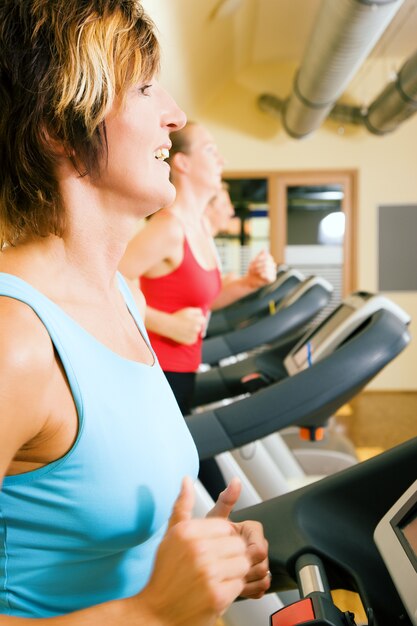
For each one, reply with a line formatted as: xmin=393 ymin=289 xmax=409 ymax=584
xmin=154 ymin=148 xmax=169 ymax=160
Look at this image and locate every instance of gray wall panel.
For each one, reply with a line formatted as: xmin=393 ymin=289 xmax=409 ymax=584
xmin=378 ymin=205 xmax=417 ymax=291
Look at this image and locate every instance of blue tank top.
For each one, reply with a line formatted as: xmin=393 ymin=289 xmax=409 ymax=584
xmin=0 ymin=273 xmax=199 ymax=617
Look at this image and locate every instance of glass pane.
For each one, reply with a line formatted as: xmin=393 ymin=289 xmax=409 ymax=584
xmin=286 ymin=185 xmax=344 ymax=246
xmin=285 ymin=184 xmax=345 ymax=322
xmin=215 ymin=178 xmax=270 ymax=275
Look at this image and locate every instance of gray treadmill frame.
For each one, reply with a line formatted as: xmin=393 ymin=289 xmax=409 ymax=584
xmin=374 ymin=478 xmax=417 ymax=625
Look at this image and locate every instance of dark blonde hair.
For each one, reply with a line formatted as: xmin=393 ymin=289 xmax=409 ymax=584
xmin=0 ymin=0 xmax=159 ymax=245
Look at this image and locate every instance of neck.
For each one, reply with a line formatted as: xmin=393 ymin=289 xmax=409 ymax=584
xmin=169 ymin=183 xmax=214 ymax=226
xmin=1 ymin=169 xmax=146 ymax=300
xmin=57 ymin=175 xmax=140 ymax=292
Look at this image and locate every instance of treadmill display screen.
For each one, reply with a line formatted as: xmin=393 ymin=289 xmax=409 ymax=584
xmin=399 ymin=505 xmax=417 ymax=568
xmin=292 ymin=304 xmax=355 ymax=370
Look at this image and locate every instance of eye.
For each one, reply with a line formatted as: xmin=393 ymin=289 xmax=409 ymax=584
xmin=138 ymin=84 xmax=152 ymax=96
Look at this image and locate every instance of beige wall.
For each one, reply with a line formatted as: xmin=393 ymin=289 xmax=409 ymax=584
xmin=142 ymin=0 xmax=417 ymax=390
xmin=198 ymin=82 xmax=417 ymax=391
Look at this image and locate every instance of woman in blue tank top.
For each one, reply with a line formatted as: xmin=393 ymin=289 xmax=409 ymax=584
xmin=0 ymin=2 xmax=270 ymax=625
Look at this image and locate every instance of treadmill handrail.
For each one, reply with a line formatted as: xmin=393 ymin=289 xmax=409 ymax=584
xmin=187 ymin=309 xmax=410 ymax=460
xmin=202 ymin=282 xmax=332 ymax=365
xmin=215 ymin=266 xmax=301 ymax=312
xmin=231 ymin=437 xmax=417 ymax=626
xmin=206 ymin=272 xmax=303 ymax=337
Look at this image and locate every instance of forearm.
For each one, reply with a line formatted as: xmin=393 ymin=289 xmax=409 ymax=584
xmin=0 ymin=596 xmax=163 ymax=626
xmin=212 ymin=250 xmax=276 ymax=310
xmin=211 ymin=275 xmax=258 ymax=310
xmin=144 ymin=306 xmax=175 ymax=340
xmin=220 ymin=272 xmax=240 ymax=287
xmin=144 ymin=306 xmax=206 ymax=345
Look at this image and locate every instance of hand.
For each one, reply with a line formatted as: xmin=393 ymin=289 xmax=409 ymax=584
xmin=231 ymin=520 xmax=271 ymax=598
xmin=246 ymin=250 xmax=276 ymax=288
xmin=207 ymin=478 xmax=271 ymax=600
xmin=138 ymin=477 xmax=250 ymax=626
xmin=169 ymin=307 xmax=207 ymax=345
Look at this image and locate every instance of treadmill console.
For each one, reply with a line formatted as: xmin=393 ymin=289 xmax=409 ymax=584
xmin=262 ymin=268 xmax=304 ymax=297
xmin=275 ymin=276 xmax=333 ymax=313
xmin=284 ymin=292 xmax=410 ymax=376
xmin=374 ymin=478 xmax=417 ymax=625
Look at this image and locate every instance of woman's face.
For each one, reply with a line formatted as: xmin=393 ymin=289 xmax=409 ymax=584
xmin=206 ymin=189 xmax=235 ymax=234
xmin=184 ymin=125 xmax=225 ymax=193
xmin=97 ymin=79 xmax=186 ymax=217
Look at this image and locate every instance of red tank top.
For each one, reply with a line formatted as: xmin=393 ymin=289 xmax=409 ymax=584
xmin=140 ymin=237 xmax=222 ymax=372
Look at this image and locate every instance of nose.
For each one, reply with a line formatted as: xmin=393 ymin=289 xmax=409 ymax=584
xmin=217 ymin=151 xmax=225 ymax=167
xmin=161 ymin=86 xmax=187 ymax=132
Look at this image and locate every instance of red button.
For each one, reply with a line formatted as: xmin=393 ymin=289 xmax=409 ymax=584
xmin=271 ymin=597 xmax=315 ymax=626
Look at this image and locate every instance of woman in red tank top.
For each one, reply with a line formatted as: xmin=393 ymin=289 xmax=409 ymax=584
xmin=119 ymin=122 xmax=276 ymax=498
xmin=120 ymin=122 xmax=275 ymax=407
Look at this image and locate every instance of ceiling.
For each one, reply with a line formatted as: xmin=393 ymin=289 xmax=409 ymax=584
xmin=251 ymin=0 xmax=417 ymax=62
xmin=142 ymin=0 xmax=417 ymax=130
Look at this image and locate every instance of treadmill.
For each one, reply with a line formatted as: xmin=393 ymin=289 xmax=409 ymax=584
xmin=231 ymin=437 xmax=417 ymax=626
xmin=186 ymin=295 xmax=410 ymax=499
xmin=189 ymin=299 xmax=411 ymax=626
xmin=206 ymin=266 xmax=304 ymax=337
xmin=202 ymin=275 xmax=333 ymax=366
xmin=194 ymin=292 xmax=411 ymax=408
xmin=195 ymin=293 xmax=412 ymax=479
xmin=187 ymin=295 xmax=411 ymax=462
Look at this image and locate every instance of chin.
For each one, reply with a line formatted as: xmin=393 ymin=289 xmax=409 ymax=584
xmin=161 ymin=182 xmax=177 ymax=208
xmin=145 ymin=186 xmax=176 ymax=217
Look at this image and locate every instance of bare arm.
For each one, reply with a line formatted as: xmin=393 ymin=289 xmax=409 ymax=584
xmin=0 ymin=298 xmax=56 ymax=480
xmin=121 ymin=213 xmax=207 ymax=345
xmin=211 ymin=274 xmax=261 ymax=310
xmin=145 ymin=305 xmax=207 ymax=345
xmin=0 ymin=478 xmax=249 ymax=626
xmin=211 ymin=250 xmax=277 ymax=310
xmin=0 ymin=300 xmax=251 ymax=626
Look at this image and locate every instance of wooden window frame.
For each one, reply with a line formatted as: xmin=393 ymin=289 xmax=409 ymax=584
xmin=224 ymin=169 xmax=358 ymax=296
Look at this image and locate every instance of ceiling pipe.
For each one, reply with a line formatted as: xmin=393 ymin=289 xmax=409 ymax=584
xmin=281 ymin=0 xmax=404 ymax=139
xmin=364 ymin=47 xmax=417 ymax=133
xmin=328 ymin=102 xmax=365 ymax=126
xmin=312 ymin=45 xmax=417 ymax=133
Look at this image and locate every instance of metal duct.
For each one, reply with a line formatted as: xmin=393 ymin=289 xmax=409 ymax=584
xmin=282 ymin=0 xmax=404 ymax=138
xmin=259 ymin=45 xmax=417 ymax=135
xmin=329 ymin=103 xmax=364 ymax=125
xmin=364 ymin=47 xmax=417 ymax=133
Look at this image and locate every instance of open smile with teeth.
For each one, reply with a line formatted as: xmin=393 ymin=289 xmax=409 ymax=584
xmin=154 ymin=148 xmax=169 ymax=160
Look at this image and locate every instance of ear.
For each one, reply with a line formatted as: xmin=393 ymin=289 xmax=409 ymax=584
xmin=40 ymin=125 xmax=71 ymax=159
xmin=171 ymin=151 xmax=190 ymax=175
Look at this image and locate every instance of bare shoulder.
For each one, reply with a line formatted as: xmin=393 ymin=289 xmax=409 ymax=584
xmin=0 ymin=296 xmax=54 ymax=365
xmin=145 ymin=209 xmax=184 ymax=243
xmin=0 ymin=296 xmax=56 ymax=475
xmin=120 ymin=210 xmax=184 ymax=278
